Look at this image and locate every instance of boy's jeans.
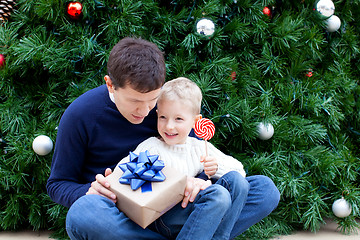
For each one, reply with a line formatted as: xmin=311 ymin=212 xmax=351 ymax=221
xmin=66 ymin=173 xmax=280 ymax=240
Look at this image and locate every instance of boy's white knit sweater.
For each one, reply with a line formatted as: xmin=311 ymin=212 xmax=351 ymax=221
xmin=118 ymin=136 xmax=246 ymax=179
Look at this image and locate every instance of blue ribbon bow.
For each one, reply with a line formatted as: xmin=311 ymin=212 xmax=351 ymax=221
xmin=119 ymin=150 xmax=166 ymax=192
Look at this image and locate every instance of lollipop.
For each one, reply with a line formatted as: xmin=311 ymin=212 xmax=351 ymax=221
xmin=195 ymin=117 xmax=215 ymax=178
xmin=194 ymin=118 xmax=215 ymax=141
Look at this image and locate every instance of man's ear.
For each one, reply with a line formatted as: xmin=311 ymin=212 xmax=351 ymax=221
xmin=104 ymin=75 xmax=114 ymax=93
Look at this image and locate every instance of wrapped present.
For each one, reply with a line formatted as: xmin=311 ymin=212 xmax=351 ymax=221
xmin=106 ymin=151 xmax=187 ymax=229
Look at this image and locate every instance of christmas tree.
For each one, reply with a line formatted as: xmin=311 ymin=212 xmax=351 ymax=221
xmin=0 ymin=0 xmax=359 ymax=239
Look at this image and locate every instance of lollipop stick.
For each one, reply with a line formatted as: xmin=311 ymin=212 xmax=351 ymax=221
xmin=205 ymin=140 xmax=208 ymax=156
xmin=205 ymin=140 xmax=210 ymax=179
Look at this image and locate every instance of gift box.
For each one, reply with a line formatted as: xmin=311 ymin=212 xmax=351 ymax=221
xmin=106 ymin=151 xmax=187 ymax=229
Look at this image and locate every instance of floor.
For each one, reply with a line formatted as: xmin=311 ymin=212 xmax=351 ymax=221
xmin=0 ymin=219 xmax=358 ymax=239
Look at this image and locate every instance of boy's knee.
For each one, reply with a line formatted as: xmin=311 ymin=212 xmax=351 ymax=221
xmin=209 ymin=185 xmax=232 ymax=210
xmin=220 ymin=171 xmax=250 ymax=193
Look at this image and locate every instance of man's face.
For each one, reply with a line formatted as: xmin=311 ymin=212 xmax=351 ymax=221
xmin=105 ymin=76 xmax=161 ymax=124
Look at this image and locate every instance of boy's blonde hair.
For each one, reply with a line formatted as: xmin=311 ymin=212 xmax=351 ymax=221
xmin=158 ymin=77 xmax=202 ymax=114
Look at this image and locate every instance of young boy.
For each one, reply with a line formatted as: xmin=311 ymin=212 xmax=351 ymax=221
xmin=114 ymin=77 xmax=250 ymax=239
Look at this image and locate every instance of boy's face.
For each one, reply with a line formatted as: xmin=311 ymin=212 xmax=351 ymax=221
xmin=105 ymin=76 xmax=160 ymax=124
xmin=157 ymin=99 xmax=200 ymax=145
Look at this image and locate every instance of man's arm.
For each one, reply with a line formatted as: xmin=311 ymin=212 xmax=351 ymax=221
xmin=46 ymin=106 xmax=90 ymax=208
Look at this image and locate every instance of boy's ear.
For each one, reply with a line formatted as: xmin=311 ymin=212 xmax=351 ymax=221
xmin=193 ymin=114 xmax=202 ymax=127
xmin=104 ymin=75 xmax=114 ymax=93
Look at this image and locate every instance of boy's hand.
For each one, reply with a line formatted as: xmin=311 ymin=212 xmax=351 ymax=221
xmin=86 ymin=168 xmax=117 ymax=203
xmin=200 ymin=155 xmax=218 ymax=177
xmin=182 ymin=177 xmax=211 ymax=208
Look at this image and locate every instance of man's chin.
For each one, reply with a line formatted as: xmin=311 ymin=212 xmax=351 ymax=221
xmin=128 ymin=116 xmax=145 ymax=124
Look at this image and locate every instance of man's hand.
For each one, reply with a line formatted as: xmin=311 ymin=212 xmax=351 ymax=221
xmin=200 ymin=155 xmax=218 ymax=177
xmin=182 ymin=177 xmax=211 ymax=208
xmin=86 ymin=168 xmax=117 ymax=203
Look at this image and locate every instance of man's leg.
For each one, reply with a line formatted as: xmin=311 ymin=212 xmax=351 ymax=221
xmin=66 ymin=194 xmax=167 ymax=240
xmin=230 ymin=175 xmax=280 ymax=239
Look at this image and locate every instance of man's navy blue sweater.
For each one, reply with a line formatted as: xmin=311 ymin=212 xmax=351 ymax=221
xmin=46 ymin=85 xmax=158 ymax=208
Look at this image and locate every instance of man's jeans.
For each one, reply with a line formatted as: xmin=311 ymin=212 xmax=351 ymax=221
xmin=66 ymin=173 xmax=280 ymax=240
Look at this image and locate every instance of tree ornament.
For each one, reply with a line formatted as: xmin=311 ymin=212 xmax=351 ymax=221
xmin=262 ymin=6 xmax=271 ymax=17
xmin=230 ymin=71 xmax=236 ymax=81
xmin=332 ymin=197 xmax=352 ymax=218
xmin=257 ymin=122 xmax=274 ymax=140
xmin=0 ymin=54 xmax=5 ymax=67
xmin=196 ymin=18 xmax=215 ymax=37
xmin=306 ymin=69 xmax=313 ymax=77
xmin=326 ymin=15 xmax=341 ymax=32
xmin=315 ymin=0 xmax=335 ymax=18
xmin=0 ymin=0 xmax=16 ymax=21
xmin=66 ymin=1 xmax=83 ymax=20
xmin=32 ymin=135 xmax=53 ymax=156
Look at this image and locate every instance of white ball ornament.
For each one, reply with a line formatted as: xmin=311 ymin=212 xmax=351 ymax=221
xmin=315 ymin=0 xmax=335 ymax=18
xmin=332 ymin=197 xmax=352 ymax=218
xmin=326 ymin=15 xmax=341 ymax=32
xmin=196 ymin=18 xmax=215 ymax=37
xmin=257 ymin=122 xmax=274 ymax=140
xmin=32 ymin=135 xmax=53 ymax=156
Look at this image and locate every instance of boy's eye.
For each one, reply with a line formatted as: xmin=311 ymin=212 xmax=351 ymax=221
xmin=159 ymin=115 xmax=166 ymax=119
xmin=176 ymin=117 xmax=183 ymax=121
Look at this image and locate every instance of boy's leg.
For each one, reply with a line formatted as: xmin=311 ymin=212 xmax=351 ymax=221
xmin=212 ymin=171 xmax=250 ymax=240
xmin=230 ymin=175 xmax=280 ymax=239
xmin=66 ymin=194 xmax=167 ymax=240
xmin=152 ymin=184 xmax=232 ymax=240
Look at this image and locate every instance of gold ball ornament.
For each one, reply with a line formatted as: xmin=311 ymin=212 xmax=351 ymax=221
xmin=32 ymin=135 xmax=54 ymax=156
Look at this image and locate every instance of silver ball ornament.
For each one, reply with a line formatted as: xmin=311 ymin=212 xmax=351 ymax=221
xmin=32 ymin=135 xmax=53 ymax=156
xmin=332 ymin=197 xmax=352 ymax=218
xmin=315 ymin=0 xmax=335 ymax=18
xmin=196 ymin=18 xmax=215 ymax=37
xmin=326 ymin=15 xmax=341 ymax=32
xmin=257 ymin=122 xmax=274 ymax=140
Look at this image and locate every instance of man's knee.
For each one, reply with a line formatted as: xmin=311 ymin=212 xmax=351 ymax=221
xmin=254 ymin=175 xmax=280 ymax=214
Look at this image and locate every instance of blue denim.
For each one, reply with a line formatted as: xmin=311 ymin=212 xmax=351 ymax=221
xmin=66 ymin=174 xmax=280 ymax=240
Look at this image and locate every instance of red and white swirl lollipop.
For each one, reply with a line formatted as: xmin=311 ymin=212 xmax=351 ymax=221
xmin=195 ymin=117 xmax=215 ymax=178
xmin=194 ymin=118 xmax=215 ymax=141
xmin=194 ymin=117 xmax=215 ymax=156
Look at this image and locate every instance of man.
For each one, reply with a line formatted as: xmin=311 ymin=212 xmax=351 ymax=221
xmin=47 ymin=37 xmax=280 ymax=239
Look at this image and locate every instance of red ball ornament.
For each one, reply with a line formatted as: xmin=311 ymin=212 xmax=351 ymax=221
xmin=306 ymin=68 xmax=313 ymax=77
xmin=66 ymin=2 xmax=83 ymax=20
xmin=230 ymin=71 xmax=236 ymax=81
xmin=0 ymin=54 xmax=5 ymax=67
xmin=262 ymin=6 xmax=271 ymax=17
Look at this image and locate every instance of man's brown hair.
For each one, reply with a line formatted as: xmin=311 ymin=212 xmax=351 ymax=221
xmin=107 ymin=37 xmax=166 ymax=92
